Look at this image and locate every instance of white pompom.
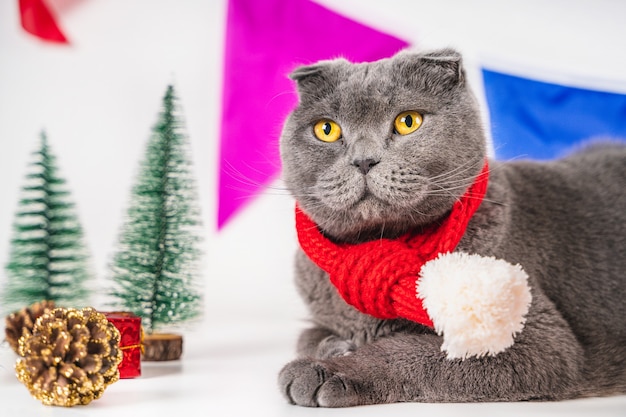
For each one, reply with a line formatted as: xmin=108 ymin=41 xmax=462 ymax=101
xmin=417 ymin=252 xmax=531 ymax=360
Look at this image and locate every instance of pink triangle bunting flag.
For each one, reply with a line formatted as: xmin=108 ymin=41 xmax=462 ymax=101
xmin=218 ymin=0 xmax=409 ymax=229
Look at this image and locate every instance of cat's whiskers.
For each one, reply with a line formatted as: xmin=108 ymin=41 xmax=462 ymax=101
xmin=406 ymin=207 xmax=431 ymax=220
xmin=426 ymin=158 xmax=485 ymax=182
xmin=247 ymin=154 xmax=507 ymax=236
xmin=220 ymin=160 xmax=295 ymax=198
xmin=425 ymin=164 xmax=507 ymax=208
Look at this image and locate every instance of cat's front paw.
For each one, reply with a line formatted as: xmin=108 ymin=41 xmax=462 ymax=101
xmin=278 ymin=358 xmax=361 ymax=407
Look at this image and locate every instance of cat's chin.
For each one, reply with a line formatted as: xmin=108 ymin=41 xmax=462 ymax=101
xmin=354 ymin=197 xmax=385 ymax=222
xmin=304 ymin=192 xmax=449 ymax=243
xmin=319 ymin=199 xmax=417 ymax=243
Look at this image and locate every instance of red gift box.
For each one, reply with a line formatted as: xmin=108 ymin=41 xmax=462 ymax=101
xmin=103 ymin=312 xmax=142 ymax=379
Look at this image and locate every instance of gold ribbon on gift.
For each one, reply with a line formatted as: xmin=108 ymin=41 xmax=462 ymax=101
xmin=120 ymin=326 xmax=145 ymax=354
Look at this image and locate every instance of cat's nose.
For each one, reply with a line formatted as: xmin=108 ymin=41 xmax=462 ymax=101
xmin=353 ymin=158 xmax=380 ymax=175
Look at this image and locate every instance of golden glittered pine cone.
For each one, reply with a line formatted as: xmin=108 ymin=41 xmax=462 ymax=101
xmin=5 ymin=300 xmax=56 ymax=354
xmin=15 ymin=307 xmax=123 ymax=407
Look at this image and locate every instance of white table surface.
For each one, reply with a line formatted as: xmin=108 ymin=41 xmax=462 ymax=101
xmin=2 ymin=317 xmax=625 ymax=417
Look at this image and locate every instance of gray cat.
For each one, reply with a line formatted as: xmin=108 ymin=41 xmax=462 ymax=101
xmin=277 ymin=48 xmax=626 ymax=407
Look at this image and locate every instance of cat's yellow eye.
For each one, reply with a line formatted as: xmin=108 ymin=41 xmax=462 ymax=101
xmin=394 ymin=111 xmax=423 ymax=135
xmin=313 ymin=119 xmax=342 ymax=143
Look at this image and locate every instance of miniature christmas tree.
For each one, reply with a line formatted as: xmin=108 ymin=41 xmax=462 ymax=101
xmin=1 ymin=132 xmax=92 ymax=315
xmin=109 ymin=85 xmax=202 ymax=347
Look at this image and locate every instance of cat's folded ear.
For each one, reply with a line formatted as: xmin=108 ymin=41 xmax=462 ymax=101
xmin=289 ymin=58 xmax=349 ymax=99
xmin=395 ymin=48 xmax=466 ymax=93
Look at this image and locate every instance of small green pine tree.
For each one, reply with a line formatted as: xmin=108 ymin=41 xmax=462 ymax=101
xmin=109 ymin=85 xmax=203 ymax=334
xmin=2 ymin=132 xmax=92 ymax=314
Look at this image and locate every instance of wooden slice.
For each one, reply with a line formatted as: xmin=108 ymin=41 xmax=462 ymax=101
xmin=142 ymin=333 xmax=183 ymax=361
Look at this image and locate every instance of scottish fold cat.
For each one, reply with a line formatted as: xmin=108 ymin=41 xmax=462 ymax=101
xmin=277 ymin=48 xmax=626 ymax=406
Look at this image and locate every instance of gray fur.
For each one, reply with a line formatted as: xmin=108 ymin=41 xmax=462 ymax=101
xmin=277 ymin=48 xmax=626 ymax=406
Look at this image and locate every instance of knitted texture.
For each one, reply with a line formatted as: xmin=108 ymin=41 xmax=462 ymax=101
xmin=295 ymin=162 xmax=489 ymax=327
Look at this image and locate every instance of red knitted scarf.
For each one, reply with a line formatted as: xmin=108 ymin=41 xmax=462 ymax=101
xmin=295 ymin=161 xmax=489 ymax=327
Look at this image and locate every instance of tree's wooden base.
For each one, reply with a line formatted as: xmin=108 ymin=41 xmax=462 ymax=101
xmin=142 ymin=333 xmax=183 ymax=361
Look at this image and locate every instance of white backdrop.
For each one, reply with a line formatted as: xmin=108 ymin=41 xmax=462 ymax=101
xmin=2 ymin=2 xmax=626 ymax=416
xmin=1 ymin=0 xmax=626 ymax=325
